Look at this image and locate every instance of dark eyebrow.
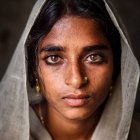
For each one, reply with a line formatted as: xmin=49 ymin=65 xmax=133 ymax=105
xmin=40 ymin=44 xmax=64 ymax=53
xmin=83 ymin=44 xmax=109 ymax=53
xmin=40 ymin=44 xmax=109 ymax=53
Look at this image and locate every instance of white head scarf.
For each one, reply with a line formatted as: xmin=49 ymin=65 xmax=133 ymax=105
xmin=0 ymin=0 xmax=139 ymax=140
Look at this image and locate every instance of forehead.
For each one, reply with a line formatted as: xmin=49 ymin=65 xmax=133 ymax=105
xmin=40 ymin=16 xmax=110 ymax=49
xmin=51 ymin=16 xmax=100 ymax=34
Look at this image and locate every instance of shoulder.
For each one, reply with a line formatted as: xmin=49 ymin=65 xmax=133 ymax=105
xmin=128 ymin=112 xmax=140 ymax=140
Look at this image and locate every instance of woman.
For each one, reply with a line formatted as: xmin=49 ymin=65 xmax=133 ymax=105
xmin=0 ymin=0 xmax=139 ymax=140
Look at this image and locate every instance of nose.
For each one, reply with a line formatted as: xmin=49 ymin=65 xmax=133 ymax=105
xmin=65 ymin=63 xmax=87 ymax=89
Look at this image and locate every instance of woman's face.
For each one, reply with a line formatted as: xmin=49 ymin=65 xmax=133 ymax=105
xmin=37 ymin=16 xmax=113 ymax=120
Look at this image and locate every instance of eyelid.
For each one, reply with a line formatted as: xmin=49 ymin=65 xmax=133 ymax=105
xmin=42 ymin=52 xmax=63 ymax=59
xmin=84 ymin=51 xmax=103 ymax=59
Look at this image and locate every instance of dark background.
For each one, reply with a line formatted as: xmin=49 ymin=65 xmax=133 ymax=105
xmin=0 ymin=0 xmax=140 ymax=111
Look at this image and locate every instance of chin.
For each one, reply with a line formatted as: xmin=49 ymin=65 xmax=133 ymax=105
xmin=63 ymin=108 xmax=95 ymax=121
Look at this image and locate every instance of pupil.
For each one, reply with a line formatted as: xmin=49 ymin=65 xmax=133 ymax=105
xmin=52 ymin=56 xmax=58 ymax=62
xmin=90 ymin=55 xmax=94 ymax=60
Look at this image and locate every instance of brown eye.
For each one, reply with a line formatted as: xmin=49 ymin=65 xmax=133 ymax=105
xmin=45 ymin=55 xmax=62 ymax=64
xmin=86 ymin=54 xmax=103 ymax=63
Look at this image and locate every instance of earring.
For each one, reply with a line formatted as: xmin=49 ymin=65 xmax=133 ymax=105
xmin=38 ymin=103 xmax=45 ymax=125
xmin=109 ymin=86 xmax=113 ymax=97
xmin=36 ymin=79 xmax=40 ymax=93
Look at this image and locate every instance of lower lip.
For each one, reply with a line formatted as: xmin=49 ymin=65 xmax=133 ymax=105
xmin=63 ymin=98 xmax=89 ymax=106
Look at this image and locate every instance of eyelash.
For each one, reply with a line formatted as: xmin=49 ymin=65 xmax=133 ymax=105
xmin=44 ymin=53 xmax=105 ymax=65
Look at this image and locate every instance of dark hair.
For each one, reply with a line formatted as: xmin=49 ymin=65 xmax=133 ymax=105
xmin=26 ymin=0 xmax=121 ymax=87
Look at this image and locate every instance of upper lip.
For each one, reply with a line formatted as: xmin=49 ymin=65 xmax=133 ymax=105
xmin=62 ymin=94 xmax=90 ymax=99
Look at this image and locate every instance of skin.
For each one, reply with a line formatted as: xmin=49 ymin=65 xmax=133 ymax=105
xmin=37 ymin=16 xmax=113 ymax=140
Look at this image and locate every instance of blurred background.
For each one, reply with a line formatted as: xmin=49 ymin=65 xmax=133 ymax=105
xmin=0 ymin=0 xmax=140 ymax=111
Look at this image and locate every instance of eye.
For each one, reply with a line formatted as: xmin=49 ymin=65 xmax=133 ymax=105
xmin=86 ymin=54 xmax=104 ymax=63
xmin=45 ymin=55 xmax=62 ymax=64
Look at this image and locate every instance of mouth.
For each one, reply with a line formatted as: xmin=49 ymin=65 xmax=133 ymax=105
xmin=62 ymin=94 xmax=91 ymax=107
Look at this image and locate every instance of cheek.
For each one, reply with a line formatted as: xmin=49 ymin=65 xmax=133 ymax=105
xmin=37 ymin=62 xmax=63 ymax=97
xmin=88 ymin=64 xmax=113 ymax=84
xmin=88 ymin=69 xmax=113 ymax=110
xmin=88 ymin=63 xmax=113 ymax=96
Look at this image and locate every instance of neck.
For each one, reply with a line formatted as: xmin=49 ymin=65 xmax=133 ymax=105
xmin=41 ymin=102 xmax=102 ymax=140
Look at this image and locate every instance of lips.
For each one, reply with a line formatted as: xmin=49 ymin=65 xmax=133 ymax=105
xmin=62 ymin=94 xmax=90 ymax=107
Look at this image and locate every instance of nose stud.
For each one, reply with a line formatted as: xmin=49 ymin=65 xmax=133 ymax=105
xmin=83 ymin=76 xmax=88 ymax=83
xmin=65 ymin=75 xmax=88 ymax=88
